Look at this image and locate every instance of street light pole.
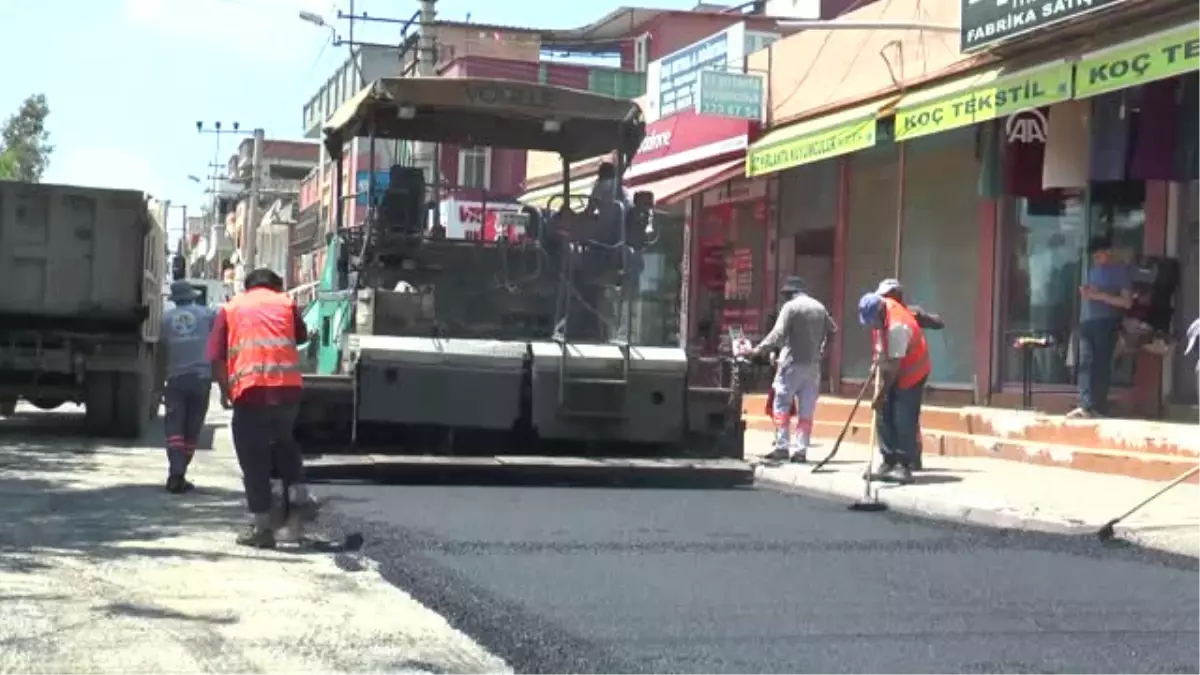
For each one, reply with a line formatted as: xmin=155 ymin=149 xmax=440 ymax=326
xmin=244 ymin=128 xmax=265 ymax=272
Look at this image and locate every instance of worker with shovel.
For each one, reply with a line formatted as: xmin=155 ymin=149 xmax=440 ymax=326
xmin=858 ymin=291 xmax=931 ymax=485
xmin=874 ymin=278 xmax=943 ymax=470
xmin=740 ymin=276 xmax=837 ymax=463
xmin=208 ymin=268 xmax=319 ymax=549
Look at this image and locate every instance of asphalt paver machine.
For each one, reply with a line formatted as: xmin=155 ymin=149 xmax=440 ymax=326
xmin=295 ymin=76 xmax=748 ymax=475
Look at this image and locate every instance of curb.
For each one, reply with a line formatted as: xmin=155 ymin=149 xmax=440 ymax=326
xmin=752 ymin=464 xmax=1093 ymax=537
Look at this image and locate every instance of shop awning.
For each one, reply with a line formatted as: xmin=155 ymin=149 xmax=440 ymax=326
xmin=631 ymin=158 xmax=744 ymax=206
xmin=744 ymin=100 xmax=893 ymax=178
xmin=893 ymin=60 xmax=1073 ymax=142
xmin=1073 ymin=22 xmax=1199 ymax=100
xmin=518 ymin=177 xmax=598 ymax=209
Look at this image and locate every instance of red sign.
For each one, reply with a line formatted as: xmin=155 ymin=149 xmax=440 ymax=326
xmin=629 ymin=109 xmax=753 ymax=178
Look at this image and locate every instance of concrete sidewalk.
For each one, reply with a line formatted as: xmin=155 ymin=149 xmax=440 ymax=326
xmin=0 ymin=405 xmax=508 ymax=675
xmin=748 ymin=430 xmax=1200 ymax=558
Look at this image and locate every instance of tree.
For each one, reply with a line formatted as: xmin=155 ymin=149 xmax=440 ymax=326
xmin=0 ymin=94 xmax=53 ymax=183
xmin=0 ymin=148 xmax=16 ymax=181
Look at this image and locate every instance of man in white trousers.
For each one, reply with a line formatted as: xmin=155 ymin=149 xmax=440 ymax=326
xmin=743 ymin=276 xmax=837 ymax=463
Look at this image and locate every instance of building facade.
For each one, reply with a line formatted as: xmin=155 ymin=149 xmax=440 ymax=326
xmin=740 ymin=0 xmax=1197 ymax=417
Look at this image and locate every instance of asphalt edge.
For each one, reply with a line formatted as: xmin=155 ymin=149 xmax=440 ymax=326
xmin=752 ymin=464 xmax=1198 ymax=559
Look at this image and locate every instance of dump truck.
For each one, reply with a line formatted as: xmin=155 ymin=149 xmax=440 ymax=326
xmin=0 ymin=180 xmax=166 ymax=437
xmin=294 ymin=77 xmax=748 ymax=480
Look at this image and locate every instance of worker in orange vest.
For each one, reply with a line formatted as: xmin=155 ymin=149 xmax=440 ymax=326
xmin=874 ymin=278 xmax=943 ymax=470
xmin=857 ymin=291 xmax=931 ymax=485
xmin=207 ymin=268 xmax=317 ymax=549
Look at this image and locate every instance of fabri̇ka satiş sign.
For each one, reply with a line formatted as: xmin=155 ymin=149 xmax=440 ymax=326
xmin=960 ymin=0 xmax=1127 ymax=53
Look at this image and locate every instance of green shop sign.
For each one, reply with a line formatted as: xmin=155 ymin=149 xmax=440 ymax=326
xmin=1074 ymin=23 xmax=1200 ymax=99
xmin=745 ymin=116 xmax=877 ymax=178
xmin=696 ymin=70 xmax=764 ymax=121
xmin=894 ymin=62 xmax=1073 ymax=142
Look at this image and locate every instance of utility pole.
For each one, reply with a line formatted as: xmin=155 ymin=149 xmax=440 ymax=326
xmin=196 ymin=121 xmax=250 ymax=279
xmin=414 ymin=0 xmax=437 ymax=187
xmin=244 ymin=128 xmax=265 ymax=272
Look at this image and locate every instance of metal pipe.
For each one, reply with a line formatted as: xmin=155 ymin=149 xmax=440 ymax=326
xmin=893 ymin=142 xmax=906 ymax=276
xmin=776 ymin=20 xmax=958 ymax=32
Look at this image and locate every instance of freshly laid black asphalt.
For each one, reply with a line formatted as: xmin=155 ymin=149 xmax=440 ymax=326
xmin=315 ymin=482 xmax=1200 ymax=674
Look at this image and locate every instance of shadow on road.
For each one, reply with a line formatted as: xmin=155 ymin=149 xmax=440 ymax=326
xmin=101 ymin=601 xmax=240 ymax=626
xmin=0 ymin=423 xmax=270 ymax=574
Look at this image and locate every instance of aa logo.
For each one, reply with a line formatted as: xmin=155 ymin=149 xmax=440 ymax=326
xmin=1005 ymin=108 xmax=1048 ymax=144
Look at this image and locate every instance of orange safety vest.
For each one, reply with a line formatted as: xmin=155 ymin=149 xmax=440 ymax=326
xmin=223 ymin=288 xmax=303 ymax=402
xmin=873 ymin=296 xmax=931 ymax=389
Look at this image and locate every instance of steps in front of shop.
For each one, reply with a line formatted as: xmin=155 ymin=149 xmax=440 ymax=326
xmin=742 ymin=394 xmax=1200 ymax=483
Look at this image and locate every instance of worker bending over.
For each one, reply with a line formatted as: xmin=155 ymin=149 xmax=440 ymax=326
xmin=858 ymin=291 xmax=931 ymax=485
xmin=207 ymin=268 xmax=317 ymax=548
xmin=874 ymin=278 xmax=942 ymax=470
xmin=161 ymin=280 xmax=215 ymax=493
xmin=743 ymin=276 xmax=837 ymax=463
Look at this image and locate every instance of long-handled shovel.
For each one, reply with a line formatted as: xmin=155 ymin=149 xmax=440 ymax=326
xmin=1097 ymin=464 xmax=1200 ymax=540
xmin=811 ymin=362 xmax=877 ymax=474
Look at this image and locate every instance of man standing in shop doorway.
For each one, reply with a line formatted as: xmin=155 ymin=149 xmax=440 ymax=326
xmin=1068 ymin=236 xmax=1133 ymax=419
xmin=743 ymin=276 xmax=837 ymax=463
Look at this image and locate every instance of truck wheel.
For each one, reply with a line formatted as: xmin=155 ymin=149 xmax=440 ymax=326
xmin=84 ymin=373 xmax=118 ymax=435
xmin=29 ymin=398 xmax=66 ymax=411
xmin=0 ymin=399 xmax=16 ymax=417
xmin=111 ymin=372 xmax=150 ymax=440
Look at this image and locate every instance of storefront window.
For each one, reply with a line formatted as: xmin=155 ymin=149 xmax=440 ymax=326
xmin=841 ymin=145 xmax=899 ymax=379
xmin=1001 ymin=182 xmax=1145 ymax=385
xmin=690 ymin=197 xmax=770 ymax=355
xmin=631 ymin=214 xmax=684 ymax=347
xmin=900 ymin=128 xmax=980 ymax=384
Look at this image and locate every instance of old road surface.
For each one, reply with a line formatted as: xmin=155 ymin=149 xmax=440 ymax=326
xmin=2 ymin=402 xmax=1198 ymax=674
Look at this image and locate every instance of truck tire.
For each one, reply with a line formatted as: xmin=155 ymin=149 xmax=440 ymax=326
xmin=112 ymin=371 xmax=151 ymax=440
xmin=0 ymin=399 xmax=16 ymax=417
xmin=84 ymin=373 xmax=118 ymax=435
xmin=29 ymin=397 xmax=66 ymax=411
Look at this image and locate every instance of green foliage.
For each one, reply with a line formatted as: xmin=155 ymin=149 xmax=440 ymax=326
xmin=0 ymin=147 xmax=16 ymax=180
xmin=0 ymin=94 xmax=53 ymax=183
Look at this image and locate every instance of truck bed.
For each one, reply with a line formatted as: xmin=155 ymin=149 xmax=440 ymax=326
xmin=0 ymin=181 xmax=160 ymax=321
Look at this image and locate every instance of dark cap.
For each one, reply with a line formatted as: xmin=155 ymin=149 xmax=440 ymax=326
xmin=169 ymin=280 xmax=199 ymax=301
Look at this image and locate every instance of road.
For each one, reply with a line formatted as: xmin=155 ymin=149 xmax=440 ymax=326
xmin=0 ymin=406 xmax=506 ymax=675
xmin=1 ymin=402 xmax=1197 ymax=674
xmin=316 ymin=481 xmax=1200 ymax=674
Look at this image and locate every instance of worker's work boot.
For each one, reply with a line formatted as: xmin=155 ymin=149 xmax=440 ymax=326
xmin=289 ymin=485 xmax=321 ymax=523
xmin=867 ymin=462 xmax=897 ymax=481
xmin=763 ymin=446 xmax=792 ymax=461
xmin=893 ymin=465 xmax=914 ymax=485
xmin=165 ymin=475 xmax=195 ymax=494
xmin=237 ymin=514 xmax=276 ymax=550
xmin=789 ymin=428 xmax=810 ymax=463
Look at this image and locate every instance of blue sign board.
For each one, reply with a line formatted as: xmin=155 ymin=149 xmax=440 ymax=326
xmin=354 ymin=170 xmax=390 ymax=206
xmin=658 ymin=31 xmax=730 ymax=118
